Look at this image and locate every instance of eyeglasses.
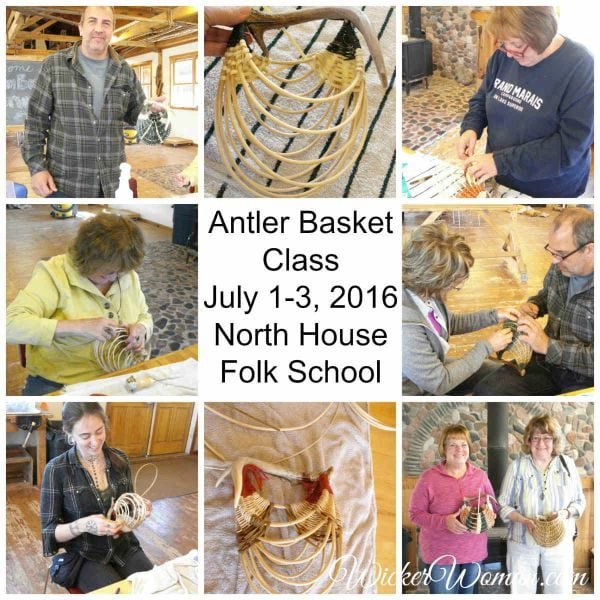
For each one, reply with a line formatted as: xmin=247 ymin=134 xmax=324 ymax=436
xmin=496 ymin=40 xmax=528 ymax=58
xmin=531 ymin=435 xmax=554 ymax=444
xmin=544 ymin=242 xmax=591 ymax=262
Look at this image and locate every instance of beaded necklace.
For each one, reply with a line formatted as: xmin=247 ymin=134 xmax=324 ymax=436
xmin=78 ymin=451 xmax=106 ymax=489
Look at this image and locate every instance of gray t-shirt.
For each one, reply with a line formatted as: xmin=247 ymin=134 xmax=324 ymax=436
xmin=77 ymin=49 xmax=109 ymax=119
xmin=568 ymin=272 xmax=593 ymax=301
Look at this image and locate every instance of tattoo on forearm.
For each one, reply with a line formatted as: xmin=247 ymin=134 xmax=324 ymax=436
xmin=85 ymin=519 xmax=98 ymax=534
xmin=69 ymin=521 xmax=79 ymax=537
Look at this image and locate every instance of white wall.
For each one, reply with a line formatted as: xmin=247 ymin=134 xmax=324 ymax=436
xmin=128 ymin=42 xmax=199 ymax=143
xmin=111 ymin=204 xmax=174 ymax=228
xmin=161 ymin=41 xmax=199 ymax=143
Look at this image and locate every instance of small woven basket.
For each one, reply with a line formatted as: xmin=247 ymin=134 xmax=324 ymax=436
xmin=532 ymin=514 xmax=565 ymax=547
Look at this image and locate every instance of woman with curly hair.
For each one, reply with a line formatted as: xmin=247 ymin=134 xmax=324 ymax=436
xmin=498 ymin=414 xmax=585 ymax=593
xmin=7 ymin=212 xmax=153 ymax=395
xmin=403 ymin=222 xmax=518 ymax=395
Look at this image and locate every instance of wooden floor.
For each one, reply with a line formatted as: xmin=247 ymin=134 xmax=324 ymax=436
xmin=403 ymin=205 xmax=559 ymax=360
xmin=6 ymin=482 xmax=198 ymax=594
xmin=5 ymin=204 xmax=172 ymax=395
xmin=6 ymin=135 xmax=197 ymax=198
xmin=369 ymin=402 xmax=397 ymax=594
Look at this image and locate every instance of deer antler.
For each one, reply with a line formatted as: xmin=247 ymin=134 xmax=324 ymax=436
xmin=243 ymin=8 xmax=388 ymax=88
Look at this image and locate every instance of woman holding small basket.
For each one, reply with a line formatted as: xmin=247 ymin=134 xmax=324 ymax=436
xmin=498 ymin=414 xmax=585 ymax=594
xmin=409 ymin=424 xmax=497 ymax=594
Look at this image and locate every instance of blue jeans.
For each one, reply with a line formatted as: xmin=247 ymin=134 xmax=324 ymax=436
xmin=427 ymin=561 xmax=481 ymax=594
xmin=23 ymin=375 xmax=64 ymax=396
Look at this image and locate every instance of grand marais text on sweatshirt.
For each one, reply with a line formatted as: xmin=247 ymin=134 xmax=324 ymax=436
xmin=461 ymin=38 xmax=593 ymax=198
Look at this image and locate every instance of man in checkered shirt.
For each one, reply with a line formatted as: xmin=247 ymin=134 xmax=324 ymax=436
xmin=22 ymin=6 xmax=162 ymax=198
xmin=475 ymin=207 xmax=593 ymax=395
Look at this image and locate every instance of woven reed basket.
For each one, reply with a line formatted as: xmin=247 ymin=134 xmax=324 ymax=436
xmin=532 ymin=514 xmax=565 ymax=547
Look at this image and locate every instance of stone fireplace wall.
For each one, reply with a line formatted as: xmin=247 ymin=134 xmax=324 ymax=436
xmin=402 ymin=401 xmax=594 ymax=476
xmin=421 ymin=6 xmax=478 ymax=84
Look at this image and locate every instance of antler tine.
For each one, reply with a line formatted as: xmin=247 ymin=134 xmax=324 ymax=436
xmin=231 ymin=457 xmax=312 ymax=508
xmin=245 ymin=8 xmax=388 ymax=88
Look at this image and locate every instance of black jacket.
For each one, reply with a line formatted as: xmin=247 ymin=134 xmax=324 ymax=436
xmin=40 ymin=445 xmax=140 ymax=565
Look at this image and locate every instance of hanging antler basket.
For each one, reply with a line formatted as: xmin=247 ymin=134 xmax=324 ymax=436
xmin=531 ymin=514 xmax=565 ymax=548
xmin=137 ymin=102 xmax=172 ymax=145
xmin=233 ymin=460 xmax=342 ymax=594
xmin=214 ymin=8 xmax=387 ymax=198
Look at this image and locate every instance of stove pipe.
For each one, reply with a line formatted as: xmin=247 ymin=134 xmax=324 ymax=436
xmin=487 ymin=402 xmax=509 ymax=525
xmin=408 ymin=7 xmax=425 ymax=38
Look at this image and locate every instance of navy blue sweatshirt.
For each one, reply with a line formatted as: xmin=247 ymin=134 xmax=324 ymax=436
xmin=461 ymin=37 xmax=593 ymax=198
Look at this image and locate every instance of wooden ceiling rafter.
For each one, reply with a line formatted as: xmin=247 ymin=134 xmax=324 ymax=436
xmin=113 ymin=6 xmax=197 ymax=43
xmin=6 ymin=6 xmax=198 ymax=56
xmin=31 ymin=19 xmax=57 ymax=34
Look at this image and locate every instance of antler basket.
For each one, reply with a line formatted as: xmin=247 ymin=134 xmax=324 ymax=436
xmin=459 ymin=496 xmax=495 ymax=533
xmin=531 ymin=514 xmax=565 ymax=547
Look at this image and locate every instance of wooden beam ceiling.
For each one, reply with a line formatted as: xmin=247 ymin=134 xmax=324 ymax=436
xmin=6 ymin=6 xmax=197 ymax=53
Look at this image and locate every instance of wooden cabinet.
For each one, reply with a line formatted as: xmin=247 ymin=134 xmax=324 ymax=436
xmin=149 ymin=403 xmax=194 ymax=455
xmin=106 ymin=402 xmax=194 ymax=457
xmin=106 ymin=402 xmax=153 ymax=457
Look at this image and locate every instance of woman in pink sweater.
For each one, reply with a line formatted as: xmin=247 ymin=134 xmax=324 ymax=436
xmin=409 ymin=424 xmax=495 ymax=594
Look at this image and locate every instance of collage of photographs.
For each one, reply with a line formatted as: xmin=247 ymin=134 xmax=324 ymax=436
xmin=0 ymin=1 xmax=596 ymax=597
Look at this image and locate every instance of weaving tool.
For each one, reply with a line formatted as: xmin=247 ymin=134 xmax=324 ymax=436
xmin=495 ymin=319 xmax=532 ymax=376
xmin=214 ymin=8 xmax=388 ymax=197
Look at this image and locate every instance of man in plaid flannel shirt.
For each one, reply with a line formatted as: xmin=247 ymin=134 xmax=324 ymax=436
xmin=22 ymin=6 xmax=162 ymax=198
xmin=475 ymin=207 xmax=593 ymax=395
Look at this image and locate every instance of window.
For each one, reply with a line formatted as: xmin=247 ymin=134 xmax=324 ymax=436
xmin=170 ymin=53 xmax=198 ymax=109
xmin=132 ymin=62 xmax=152 ymax=99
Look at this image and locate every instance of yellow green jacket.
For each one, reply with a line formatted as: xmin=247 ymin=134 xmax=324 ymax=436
xmin=181 ymin=156 xmax=198 ymax=187
xmin=7 ymin=254 xmax=153 ymax=385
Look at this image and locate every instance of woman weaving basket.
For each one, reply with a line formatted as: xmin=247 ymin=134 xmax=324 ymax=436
xmin=6 ymin=213 xmax=152 ymax=395
xmin=409 ymin=424 xmax=496 ymax=594
xmin=497 ymin=414 xmax=585 ymax=594
xmin=402 ymin=222 xmax=520 ymax=395
xmin=40 ymin=402 xmax=153 ymax=592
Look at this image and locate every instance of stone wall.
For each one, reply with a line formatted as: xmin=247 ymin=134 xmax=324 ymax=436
xmin=403 ymin=402 xmax=594 ymax=476
xmin=421 ymin=6 xmax=478 ymax=84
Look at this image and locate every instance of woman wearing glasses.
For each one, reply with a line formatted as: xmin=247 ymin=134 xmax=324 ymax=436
xmin=457 ymin=7 xmax=593 ymax=198
xmin=409 ymin=424 xmax=496 ymax=594
xmin=497 ymin=414 xmax=585 ymax=594
xmin=402 ymin=222 xmax=519 ymax=395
